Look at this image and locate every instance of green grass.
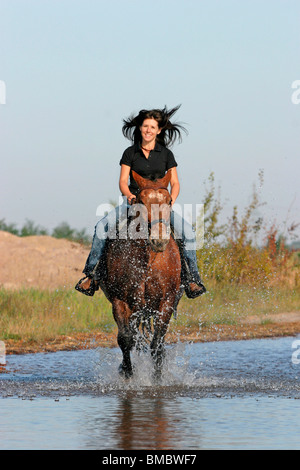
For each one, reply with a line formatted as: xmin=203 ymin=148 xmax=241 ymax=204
xmin=172 ymin=283 xmax=300 ymax=331
xmin=1 ymin=284 xmax=299 ymax=345
xmin=0 ymin=288 xmax=115 ymax=344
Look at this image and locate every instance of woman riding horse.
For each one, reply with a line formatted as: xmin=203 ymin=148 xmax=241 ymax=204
xmin=75 ymin=105 xmax=206 ymax=298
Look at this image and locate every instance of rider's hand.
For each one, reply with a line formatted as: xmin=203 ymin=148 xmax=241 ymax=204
xmin=127 ymin=194 xmax=136 ymax=205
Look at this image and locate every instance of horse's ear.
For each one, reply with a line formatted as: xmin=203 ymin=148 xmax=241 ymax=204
xmin=132 ymin=169 xmax=172 ymax=189
xmin=158 ymin=169 xmax=171 ymax=188
xmin=131 ymin=170 xmax=148 ymax=189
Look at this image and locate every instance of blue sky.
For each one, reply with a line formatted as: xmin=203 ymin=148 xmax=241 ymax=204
xmin=1 ymin=0 xmax=300 ymax=241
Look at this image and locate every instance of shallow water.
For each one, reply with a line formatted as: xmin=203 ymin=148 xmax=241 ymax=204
xmin=1 ymin=336 xmax=300 ymax=449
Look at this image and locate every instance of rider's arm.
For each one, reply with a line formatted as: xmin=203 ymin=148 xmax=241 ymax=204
xmin=119 ymin=164 xmax=136 ymax=204
xmin=169 ymin=167 xmax=180 ymax=205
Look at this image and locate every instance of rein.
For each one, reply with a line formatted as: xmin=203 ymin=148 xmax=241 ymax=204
xmin=149 ymin=218 xmax=169 ymax=227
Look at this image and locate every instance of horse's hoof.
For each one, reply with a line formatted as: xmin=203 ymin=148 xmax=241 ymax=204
xmin=118 ymin=364 xmax=133 ymax=379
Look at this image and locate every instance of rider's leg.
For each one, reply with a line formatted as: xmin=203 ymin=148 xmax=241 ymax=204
xmin=82 ymin=223 xmax=107 ymax=279
xmin=171 ymin=210 xmax=206 ymax=298
xmin=75 ymin=200 xmax=128 ymax=295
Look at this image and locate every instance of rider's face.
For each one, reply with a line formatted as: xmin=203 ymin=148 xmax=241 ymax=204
xmin=140 ymin=118 xmax=161 ymax=145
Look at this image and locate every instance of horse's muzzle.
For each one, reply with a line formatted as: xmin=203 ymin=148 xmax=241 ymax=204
xmin=150 ymin=238 xmax=169 ymax=252
xmin=149 ymin=218 xmax=170 ymax=252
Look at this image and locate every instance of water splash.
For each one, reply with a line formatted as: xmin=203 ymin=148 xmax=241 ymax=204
xmin=92 ymin=342 xmax=200 ymax=396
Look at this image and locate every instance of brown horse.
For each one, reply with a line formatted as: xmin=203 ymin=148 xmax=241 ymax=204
xmin=98 ymin=170 xmax=183 ymax=379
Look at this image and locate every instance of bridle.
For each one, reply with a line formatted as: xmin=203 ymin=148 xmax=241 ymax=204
xmin=133 ymin=186 xmax=172 ymax=228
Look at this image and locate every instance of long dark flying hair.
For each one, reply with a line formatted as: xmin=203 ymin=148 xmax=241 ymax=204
xmin=122 ymin=105 xmax=187 ymax=148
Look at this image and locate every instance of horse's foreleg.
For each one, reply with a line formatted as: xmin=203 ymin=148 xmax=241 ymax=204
xmin=118 ymin=328 xmax=134 ymax=378
xmin=112 ymin=300 xmax=134 ymax=379
xmin=151 ymin=303 xmax=173 ymax=377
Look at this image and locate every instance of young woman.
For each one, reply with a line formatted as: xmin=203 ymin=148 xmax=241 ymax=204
xmin=75 ymin=105 xmax=206 ymax=298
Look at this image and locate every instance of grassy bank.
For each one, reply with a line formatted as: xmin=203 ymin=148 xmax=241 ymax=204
xmin=174 ymin=283 xmax=300 ymax=333
xmin=0 ymin=288 xmax=114 ymax=344
xmin=1 ymin=284 xmax=299 ymax=348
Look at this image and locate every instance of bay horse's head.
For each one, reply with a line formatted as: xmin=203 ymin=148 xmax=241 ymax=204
xmin=131 ymin=170 xmax=172 ymax=252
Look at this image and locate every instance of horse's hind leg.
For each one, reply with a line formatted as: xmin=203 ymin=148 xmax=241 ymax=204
xmin=112 ymin=300 xmax=135 ymax=379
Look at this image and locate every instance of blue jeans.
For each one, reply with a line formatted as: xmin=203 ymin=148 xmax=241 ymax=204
xmin=83 ymin=199 xmax=201 ymax=283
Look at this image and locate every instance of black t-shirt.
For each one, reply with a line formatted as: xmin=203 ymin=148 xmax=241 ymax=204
xmin=119 ymin=143 xmax=178 ymax=195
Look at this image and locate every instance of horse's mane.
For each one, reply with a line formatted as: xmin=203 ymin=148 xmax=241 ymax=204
xmin=148 ymin=172 xmax=162 ymax=182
